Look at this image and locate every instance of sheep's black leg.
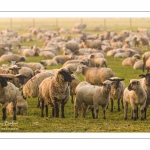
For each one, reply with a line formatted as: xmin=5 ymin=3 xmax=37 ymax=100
xmin=133 ymin=109 xmax=137 ymax=121
xmin=61 ymin=100 xmax=65 ymax=118
xmin=52 ymin=107 xmax=54 ymax=117
xmin=91 ymin=107 xmax=95 ymax=119
xmin=41 ymin=100 xmax=44 ymax=117
xmin=71 ymin=95 xmax=74 ymax=104
xmin=2 ymin=108 xmax=6 ymax=121
xmin=110 ymin=99 xmax=113 ymax=112
xmin=118 ymin=99 xmax=120 ymax=111
xmin=13 ymin=106 xmax=17 ymax=120
xmin=45 ymin=105 xmax=48 ymax=117
xmin=54 ymin=100 xmax=59 ymax=118
xmin=37 ymin=98 xmax=40 ymax=108
xmin=137 ymin=106 xmax=138 ymax=119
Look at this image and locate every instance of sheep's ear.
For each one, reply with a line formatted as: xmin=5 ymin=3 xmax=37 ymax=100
xmin=137 ymin=81 xmax=140 ymax=85
xmin=120 ymin=78 xmax=125 ymax=81
xmin=108 ymin=78 xmax=114 ymax=81
xmin=139 ymin=74 xmax=145 ymax=78
xmin=90 ymin=54 xmax=95 ymax=59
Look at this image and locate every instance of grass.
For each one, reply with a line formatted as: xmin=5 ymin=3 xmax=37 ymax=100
xmin=0 ymin=18 xmax=150 ymax=133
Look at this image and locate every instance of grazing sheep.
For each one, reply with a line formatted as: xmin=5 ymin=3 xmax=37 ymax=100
xmin=76 ymin=64 xmax=115 ymax=85
xmin=64 ymin=41 xmax=79 ymax=53
xmin=133 ymin=60 xmax=143 ymax=70
xmin=139 ymin=73 xmax=150 ymax=119
xmin=40 ymin=60 xmax=58 ymax=66
xmin=38 ymin=50 xmax=55 ymax=59
xmin=6 ymin=96 xmax=28 ymax=116
xmin=39 ymin=67 xmax=74 ymax=118
xmin=93 ymin=80 xmax=112 ymax=119
xmin=122 ymin=54 xmax=140 ymax=67
xmin=0 ymin=54 xmax=26 ymax=62
xmin=0 ymin=77 xmax=22 ymax=120
xmin=74 ymin=84 xmax=100 ymax=118
xmin=123 ymin=79 xmax=147 ymax=120
xmin=108 ymin=77 xmax=125 ymax=112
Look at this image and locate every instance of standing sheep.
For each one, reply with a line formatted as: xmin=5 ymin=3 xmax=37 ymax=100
xmin=76 ymin=64 xmax=115 ymax=85
xmin=108 ymin=77 xmax=125 ymax=112
xmin=123 ymin=79 xmax=147 ymax=120
xmin=93 ymin=80 xmax=112 ymax=119
xmin=39 ymin=67 xmax=74 ymax=118
xmin=0 ymin=77 xmax=22 ymax=120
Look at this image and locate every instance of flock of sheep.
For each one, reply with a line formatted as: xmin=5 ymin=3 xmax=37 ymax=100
xmin=0 ymin=23 xmax=150 ymax=121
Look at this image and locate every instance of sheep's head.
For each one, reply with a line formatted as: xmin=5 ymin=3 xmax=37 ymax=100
xmin=128 ymin=80 xmax=140 ymax=91
xmin=76 ymin=64 xmax=87 ymax=74
xmin=100 ymin=80 xmax=112 ymax=92
xmin=58 ymin=67 xmax=73 ymax=82
xmin=139 ymin=73 xmax=150 ymax=86
xmin=0 ymin=76 xmax=8 ymax=88
xmin=109 ymin=77 xmax=125 ymax=89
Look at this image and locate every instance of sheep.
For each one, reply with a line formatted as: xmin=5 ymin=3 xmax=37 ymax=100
xmin=139 ymin=36 xmax=149 ymax=50
xmin=22 ymin=71 xmax=55 ymax=99
xmin=133 ymin=60 xmax=143 ymax=70
xmin=108 ymin=77 xmax=125 ymax=112
xmin=0 ymin=54 xmax=26 ymax=62
xmin=145 ymin=57 xmax=150 ymax=73
xmin=139 ymin=73 xmax=150 ymax=119
xmin=75 ymin=64 xmax=115 ymax=85
xmin=93 ymin=80 xmax=112 ymax=119
xmin=0 ymin=77 xmax=22 ymax=120
xmin=142 ymin=51 xmax=150 ymax=72
xmin=123 ymin=79 xmax=147 ymax=120
xmin=64 ymin=41 xmax=79 ymax=53
xmin=114 ymin=50 xmax=133 ymax=58
xmin=6 ymin=96 xmax=28 ymax=116
xmin=122 ymin=54 xmax=140 ymax=67
xmin=87 ymin=54 xmax=108 ymax=67
xmin=38 ymin=50 xmax=55 ymax=59
xmin=16 ymin=62 xmax=45 ymax=72
xmin=40 ymin=60 xmax=58 ymax=66
xmin=39 ymin=67 xmax=74 ymax=118
xmin=52 ymin=54 xmax=73 ymax=65
xmin=74 ymin=84 xmax=100 ymax=118
xmin=70 ymin=74 xmax=80 ymax=103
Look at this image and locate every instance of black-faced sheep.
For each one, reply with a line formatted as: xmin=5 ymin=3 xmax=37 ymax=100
xmin=39 ymin=67 xmax=74 ymax=118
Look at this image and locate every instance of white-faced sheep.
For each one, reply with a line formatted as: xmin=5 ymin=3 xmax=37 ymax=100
xmin=122 ymin=54 xmax=140 ymax=67
xmin=76 ymin=64 xmax=115 ymax=85
xmin=108 ymin=77 xmax=125 ymax=112
xmin=39 ymin=67 xmax=74 ymax=118
xmin=74 ymin=84 xmax=100 ymax=118
xmin=123 ymin=79 xmax=147 ymax=120
xmin=0 ymin=77 xmax=22 ymax=120
xmin=93 ymin=80 xmax=112 ymax=119
xmin=6 ymin=96 xmax=28 ymax=116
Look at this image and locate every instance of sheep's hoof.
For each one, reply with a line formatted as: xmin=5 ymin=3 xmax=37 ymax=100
xmin=110 ymin=109 xmax=113 ymax=112
xmin=133 ymin=117 xmax=137 ymax=121
xmin=13 ymin=116 xmax=17 ymax=120
xmin=118 ymin=108 xmax=120 ymax=111
xmin=61 ymin=116 xmax=65 ymax=118
xmin=2 ymin=116 xmax=6 ymax=121
xmin=141 ymin=117 xmax=144 ymax=121
xmin=103 ymin=117 xmax=106 ymax=119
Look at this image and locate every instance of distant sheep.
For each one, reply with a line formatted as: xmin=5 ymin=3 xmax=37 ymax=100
xmin=76 ymin=64 xmax=115 ymax=85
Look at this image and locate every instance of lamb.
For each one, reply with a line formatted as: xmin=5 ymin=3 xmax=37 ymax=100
xmin=0 ymin=77 xmax=22 ymax=120
xmin=6 ymin=96 xmax=28 ymax=116
xmin=108 ymin=77 xmax=125 ymax=112
xmin=0 ymin=54 xmax=26 ymax=62
xmin=123 ymin=79 xmax=147 ymax=120
xmin=39 ymin=67 xmax=74 ymax=118
xmin=76 ymin=64 xmax=115 ymax=85
xmin=122 ymin=54 xmax=140 ymax=66
xmin=93 ymin=80 xmax=112 ymax=119
xmin=74 ymin=84 xmax=100 ymax=118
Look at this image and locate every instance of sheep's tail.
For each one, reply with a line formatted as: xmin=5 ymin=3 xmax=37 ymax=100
xmin=142 ymin=56 xmax=146 ymax=72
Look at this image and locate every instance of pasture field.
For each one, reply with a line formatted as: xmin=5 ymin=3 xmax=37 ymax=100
xmin=0 ymin=18 xmax=150 ymax=133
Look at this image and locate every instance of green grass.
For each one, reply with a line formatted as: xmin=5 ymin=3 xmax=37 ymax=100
xmin=0 ymin=18 xmax=150 ymax=133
